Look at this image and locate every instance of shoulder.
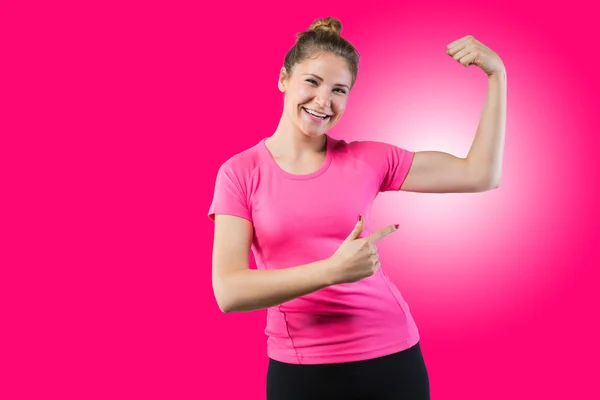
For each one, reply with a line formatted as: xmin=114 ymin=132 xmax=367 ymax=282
xmin=216 ymin=140 xmax=268 ymax=180
xmin=329 ymin=136 xmax=407 ymax=160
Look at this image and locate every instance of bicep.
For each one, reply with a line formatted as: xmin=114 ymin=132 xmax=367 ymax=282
xmin=400 ymin=151 xmax=483 ymax=193
xmin=212 ymin=214 xmax=253 ymax=299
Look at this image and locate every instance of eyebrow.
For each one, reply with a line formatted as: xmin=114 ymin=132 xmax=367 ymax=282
xmin=302 ymin=73 xmax=350 ymax=90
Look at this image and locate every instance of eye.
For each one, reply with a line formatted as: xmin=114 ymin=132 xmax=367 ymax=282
xmin=306 ymin=79 xmax=347 ymax=94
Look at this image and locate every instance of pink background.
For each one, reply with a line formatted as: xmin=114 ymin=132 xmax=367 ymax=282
xmin=3 ymin=0 xmax=599 ymax=399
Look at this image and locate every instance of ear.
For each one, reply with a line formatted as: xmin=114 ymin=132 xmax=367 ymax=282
xmin=278 ymin=67 xmax=288 ymax=93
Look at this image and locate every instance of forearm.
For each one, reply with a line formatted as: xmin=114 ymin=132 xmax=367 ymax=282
xmin=216 ymin=259 xmax=334 ymax=313
xmin=466 ymin=71 xmax=507 ymax=187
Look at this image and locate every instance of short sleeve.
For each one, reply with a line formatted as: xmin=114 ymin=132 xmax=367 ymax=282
xmin=354 ymin=141 xmax=414 ymax=192
xmin=207 ymin=162 xmax=252 ymax=222
xmin=379 ymin=142 xmax=415 ymax=192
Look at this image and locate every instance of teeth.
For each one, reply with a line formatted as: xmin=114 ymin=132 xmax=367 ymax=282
xmin=305 ymin=108 xmax=327 ymax=118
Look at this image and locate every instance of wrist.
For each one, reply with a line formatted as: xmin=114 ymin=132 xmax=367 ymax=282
xmin=488 ymin=69 xmax=507 ymax=81
xmin=318 ymin=257 xmax=339 ymax=287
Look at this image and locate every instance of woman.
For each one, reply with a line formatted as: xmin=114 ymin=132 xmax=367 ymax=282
xmin=208 ymin=16 xmax=506 ymax=400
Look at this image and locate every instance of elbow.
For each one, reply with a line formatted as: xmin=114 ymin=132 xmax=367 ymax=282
xmin=473 ymin=173 xmax=501 ymax=192
xmin=488 ymin=171 xmax=502 ymax=190
xmin=491 ymin=177 xmax=501 ymax=189
xmin=467 ymin=163 xmax=502 ymax=192
xmin=215 ymin=294 xmax=230 ymax=313
xmin=213 ymin=279 xmax=236 ymax=314
xmin=219 ymin=303 xmax=234 ymax=314
xmin=213 ymin=270 xmax=254 ymax=313
xmin=215 ymin=294 xmax=236 ymax=314
xmin=481 ymin=174 xmax=501 ymax=191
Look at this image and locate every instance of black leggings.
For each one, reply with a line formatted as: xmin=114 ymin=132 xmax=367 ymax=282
xmin=266 ymin=342 xmax=430 ymax=400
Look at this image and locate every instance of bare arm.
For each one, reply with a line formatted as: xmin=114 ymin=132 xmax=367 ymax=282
xmin=212 ymin=214 xmax=333 ymax=313
xmin=212 ymin=213 xmax=396 ymax=313
xmin=400 ymin=36 xmax=507 ymax=193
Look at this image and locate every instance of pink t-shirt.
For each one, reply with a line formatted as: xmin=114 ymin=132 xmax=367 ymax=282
xmin=208 ymin=135 xmax=420 ymax=364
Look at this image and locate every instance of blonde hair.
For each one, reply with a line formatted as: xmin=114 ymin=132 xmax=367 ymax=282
xmin=283 ymin=17 xmax=360 ymax=88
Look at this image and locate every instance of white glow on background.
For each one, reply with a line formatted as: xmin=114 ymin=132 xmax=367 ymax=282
xmin=330 ymin=65 xmax=585 ymax=325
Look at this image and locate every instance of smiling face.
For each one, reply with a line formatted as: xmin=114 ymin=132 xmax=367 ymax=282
xmin=278 ymin=51 xmax=353 ymax=138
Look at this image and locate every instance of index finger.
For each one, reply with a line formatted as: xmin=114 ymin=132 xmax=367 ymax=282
xmin=366 ymin=224 xmax=399 ymax=243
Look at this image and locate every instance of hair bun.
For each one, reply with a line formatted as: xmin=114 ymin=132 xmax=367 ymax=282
xmin=308 ymin=17 xmax=342 ymax=35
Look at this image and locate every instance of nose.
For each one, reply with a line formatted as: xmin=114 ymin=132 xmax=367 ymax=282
xmin=315 ymin=90 xmax=331 ymax=108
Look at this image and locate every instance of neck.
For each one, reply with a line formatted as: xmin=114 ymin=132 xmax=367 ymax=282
xmin=267 ymin=115 xmax=327 ymax=158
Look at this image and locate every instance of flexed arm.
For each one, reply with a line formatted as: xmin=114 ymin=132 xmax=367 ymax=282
xmin=400 ymin=35 xmax=507 ymax=193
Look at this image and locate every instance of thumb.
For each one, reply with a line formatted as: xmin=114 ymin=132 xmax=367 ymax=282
xmin=345 ymin=214 xmax=364 ymax=242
